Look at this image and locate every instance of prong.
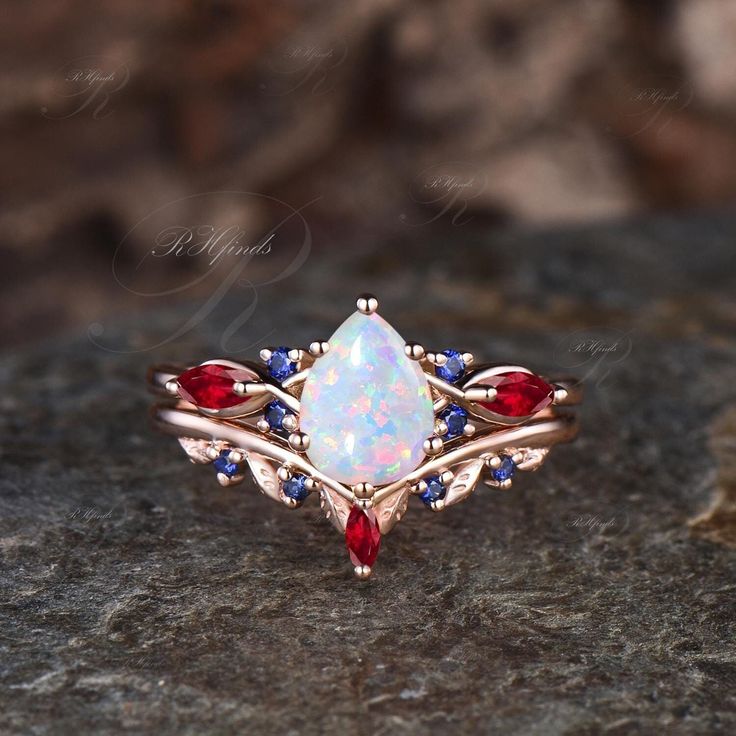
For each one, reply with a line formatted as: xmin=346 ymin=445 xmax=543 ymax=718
xmin=355 ymin=497 xmax=374 ymax=510
xmin=354 ymin=564 xmax=372 ymax=579
xmin=553 ymin=386 xmax=569 ymax=404
xmin=287 ymin=348 xmax=302 ymax=362
xmin=356 ymin=294 xmax=379 ymax=315
xmin=434 ymin=419 xmax=449 ymax=437
xmin=305 ymin=477 xmax=322 ymax=493
xmin=464 ymin=386 xmax=497 ymax=403
xmin=511 ymin=451 xmax=524 ymax=464
xmin=463 ymin=422 xmax=476 ymax=437
xmin=282 ymin=495 xmax=301 ymax=509
xmin=205 ymin=445 xmax=221 ymax=461
xmin=462 ymin=352 xmax=474 ymax=366
xmin=499 ymin=478 xmax=513 ymax=490
xmin=352 ymin=482 xmax=375 ymax=500
xmin=227 ymin=450 xmax=244 ymax=464
xmin=281 ymin=414 xmax=298 ymax=432
xmin=233 ymin=381 xmax=267 ymax=397
xmin=216 ymin=472 xmax=233 ymax=486
xmin=486 ymin=455 xmax=502 ymax=470
xmin=405 ymin=342 xmax=425 ymax=360
xmin=309 ymin=340 xmax=330 ymax=357
xmin=256 ymin=418 xmax=270 ymax=433
xmin=423 ymin=436 xmax=444 ymax=456
xmin=288 ymin=431 xmax=310 ymax=452
xmin=259 ymin=348 xmax=273 ymax=363
xmin=430 ymin=498 xmax=445 ymax=513
xmin=425 ymin=351 xmax=448 ymax=366
xmin=440 ymin=470 xmax=454 ymax=485
xmin=165 ymin=379 xmax=180 ymax=396
xmin=410 ymin=479 xmax=428 ymax=495
xmin=277 ymin=466 xmax=292 ymax=482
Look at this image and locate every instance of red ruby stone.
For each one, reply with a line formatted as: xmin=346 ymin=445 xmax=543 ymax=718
xmin=177 ymin=363 xmax=256 ymax=410
xmin=345 ymin=507 xmax=381 ymax=567
xmin=479 ymin=371 xmax=554 ymax=417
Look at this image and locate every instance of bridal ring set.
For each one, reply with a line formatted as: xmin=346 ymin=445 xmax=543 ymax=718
xmin=147 ymin=295 xmax=581 ymax=578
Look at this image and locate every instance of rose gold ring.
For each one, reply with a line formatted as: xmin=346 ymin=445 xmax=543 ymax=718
xmin=147 ymin=294 xmax=581 ymax=579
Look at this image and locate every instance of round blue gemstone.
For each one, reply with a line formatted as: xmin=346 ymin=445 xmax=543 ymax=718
xmin=282 ymin=474 xmax=309 ymax=502
xmin=435 ymin=349 xmax=465 ymax=383
xmin=419 ymin=475 xmax=446 ymax=507
xmin=267 ymin=347 xmax=297 ymax=382
xmin=439 ymin=403 xmax=468 ymax=439
xmin=264 ymin=400 xmax=291 ymax=431
xmin=213 ymin=450 xmax=239 ymax=477
xmin=492 ymin=455 xmax=516 ymax=482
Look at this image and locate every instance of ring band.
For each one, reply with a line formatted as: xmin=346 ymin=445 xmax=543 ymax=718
xmin=147 ymin=294 xmax=581 ymax=579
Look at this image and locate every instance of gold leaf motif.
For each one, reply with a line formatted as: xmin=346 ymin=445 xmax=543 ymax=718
xmin=245 ymin=452 xmax=281 ymax=502
xmin=516 ymin=447 xmax=549 ymax=471
xmin=374 ymin=487 xmax=409 ymax=534
xmin=178 ymin=437 xmax=213 ymax=465
xmin=320 ymin=488 xmax=353 ymax=533
xmin=445 ymin=458 xmax=485 ymax=507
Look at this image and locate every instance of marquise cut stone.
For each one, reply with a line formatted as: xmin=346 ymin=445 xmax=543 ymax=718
xmin=300 ymin=311 xmax=435 ymax=485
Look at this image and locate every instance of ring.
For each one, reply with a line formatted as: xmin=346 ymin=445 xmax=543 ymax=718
xmin=147 ymin=294 xmax=581 ymax=579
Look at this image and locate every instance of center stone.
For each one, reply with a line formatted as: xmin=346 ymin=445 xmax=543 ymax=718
xmin=300 ymin=310 xmax=435 ymax=486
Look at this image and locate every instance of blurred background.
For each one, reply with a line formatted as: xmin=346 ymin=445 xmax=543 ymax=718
xmin=2 ymin=0 xmax=736 ymax=348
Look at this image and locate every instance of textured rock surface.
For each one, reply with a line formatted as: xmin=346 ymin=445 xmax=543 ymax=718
xmin=2 ymin=215 xmax=736 ymax=734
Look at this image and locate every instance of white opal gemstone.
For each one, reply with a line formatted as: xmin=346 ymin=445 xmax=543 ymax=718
xmin=300 ymin=311 xmax=435 ymax=486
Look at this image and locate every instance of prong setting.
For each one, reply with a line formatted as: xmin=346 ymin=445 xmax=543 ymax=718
xmin=352 ymin=482 xmax=375 ymax=500
xmin=288 ymin=431 xmax=310 ymax=452
xmin=425 ymin=351 xmax=448 ymax=367
xmin=553 ymin=386 xmax=569 ymax=404
xmin=405 ymin=342 xmax=425 ymax=360
xmin=356 ymin=294 xmax=379 ymax=314
xmin=423 ymin=436 xmax=444 ymax=456
xmin=464 ymin=386 xmax=497 ymax=403
xmin=309 ymin=340 xmax=330 ymax=357
xmin=281 ymin=414 xmax=298 ymax=432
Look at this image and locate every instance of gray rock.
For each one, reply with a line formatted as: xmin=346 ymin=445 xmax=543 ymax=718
xmin=2 ymin=215 xmax=736 ymax=735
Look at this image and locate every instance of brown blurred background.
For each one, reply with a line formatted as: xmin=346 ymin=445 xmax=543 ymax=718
xmin=2 ymin=0 xmax=736 ymax=348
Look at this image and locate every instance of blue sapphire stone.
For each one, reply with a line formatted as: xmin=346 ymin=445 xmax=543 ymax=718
xmin=213 ymin=450 xmax=239 ymax=477
xmin=419 ymin=475 xmax=446 ymax=507
xmin=264 ymin=400 xmax=291 ymax=431
xmin=492 ymin=455 xmax=516 ymax=482
xmin=282 ymin=474 xmax=309 ymax=502
xmin=267 ymin=347 xmax=297 ymax=382
xmin=435 ymin=349 xmax=465 ymax=383
xmin=439 ymin=403 xmax=468 ymax=438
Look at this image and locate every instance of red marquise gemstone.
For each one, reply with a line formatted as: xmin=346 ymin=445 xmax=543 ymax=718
xmin=479 ymin=371 xmax=554 ymax=417
xmin=345 ymin=507 xmax=381 ymax=567
xmin=177 ymin=363 xmax=256 ymax=410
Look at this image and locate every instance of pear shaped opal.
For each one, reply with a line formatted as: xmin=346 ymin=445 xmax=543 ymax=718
xmin=300 ymin=311 xmax=434 ymax=485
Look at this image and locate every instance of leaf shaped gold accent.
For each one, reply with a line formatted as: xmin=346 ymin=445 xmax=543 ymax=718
xmin=516 ymin=447 xmax=549 ymax=471
xmin=245 ymin=452 xmax=281 ymax=502
xmin=445 ymin=458 xmax=485 ymax=507
xmin=320 ymin=488 xmax=353 ymax=533
xmin=178 ymin=437 xmax=214 ymax=464
xmin=374 ymin=487 xmax=409 ymax=534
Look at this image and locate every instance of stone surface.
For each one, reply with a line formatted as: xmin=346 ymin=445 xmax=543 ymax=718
xmin=300 ymin=310 xmax=435 ymax=486
xmin=2 ymin=215 xmax=736 ymax=734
